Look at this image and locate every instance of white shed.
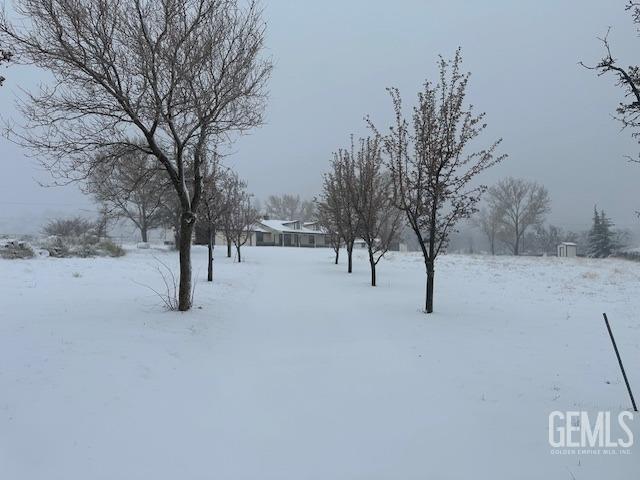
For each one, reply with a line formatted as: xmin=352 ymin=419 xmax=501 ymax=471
xmin=557 ymin=242 xmax=577 ymax=257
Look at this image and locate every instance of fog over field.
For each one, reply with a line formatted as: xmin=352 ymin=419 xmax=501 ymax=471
xmin=1 ymin=0 xmax=639 ymax=236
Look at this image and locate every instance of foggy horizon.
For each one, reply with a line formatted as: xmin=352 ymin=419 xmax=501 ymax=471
xmin=2 ymin=0 xmax=640 ymax=236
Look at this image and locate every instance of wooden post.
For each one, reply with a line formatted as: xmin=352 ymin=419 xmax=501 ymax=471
xmin=603 ymin=313 xmax=637 ymax=412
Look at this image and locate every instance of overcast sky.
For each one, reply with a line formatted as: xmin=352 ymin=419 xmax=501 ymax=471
xmin=1 ymin=0 xmax=639 ymax=235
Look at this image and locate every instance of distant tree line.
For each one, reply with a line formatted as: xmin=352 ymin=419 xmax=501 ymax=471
xmin=472 ymin=184 xmax=629 ymax=257
xmin=263 ymin=194 xmax=315 ymax=222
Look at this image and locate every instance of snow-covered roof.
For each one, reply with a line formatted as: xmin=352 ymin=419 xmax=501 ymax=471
xmin=257 ymin=219 xmax=324 ymax=234
xmin=560 ymin=242 xmax=577 ymax=246
xmin=251 ymin=223 xmax=270 ymax=233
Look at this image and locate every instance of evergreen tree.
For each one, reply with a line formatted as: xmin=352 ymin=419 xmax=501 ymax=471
xmin=588 ymin=206 xmax=617 ymax=258
xmin=587 ymin=206 xmax=601 ymax=257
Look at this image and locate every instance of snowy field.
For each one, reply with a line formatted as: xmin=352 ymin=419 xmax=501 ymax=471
xmin=1 ymin=246 xmax=639 ymax=479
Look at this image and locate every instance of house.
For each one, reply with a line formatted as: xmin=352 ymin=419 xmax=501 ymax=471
xmin=557 ymin=242 xmax=577 ymax=257
xmin=253 ymin=219 xmax=330 ymax=247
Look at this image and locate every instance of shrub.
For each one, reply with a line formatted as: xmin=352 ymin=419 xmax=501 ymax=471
xmin=98 ymin=240 xmax=125 ymax=257
xmin=71 ymin=243 xmax=100 ymax=258
xmin=0 ymin=242 xmax=35 ymax=259
xmin=45 ymin=237 xmax=71 ymax=258
xmin=43 ymin=216 xmax=95 ymax=238
xmin=41 ymin=236 xmax=125 ymax=258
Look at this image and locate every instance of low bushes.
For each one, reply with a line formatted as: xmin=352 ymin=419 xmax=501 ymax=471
xmin=0 ymin=240 xmax=35 ymax=259
xmin=43 ymin=236 xmax=125 ymax=258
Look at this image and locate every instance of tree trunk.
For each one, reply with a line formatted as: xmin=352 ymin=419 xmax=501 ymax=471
xmin=368 ymin=249 xmax=376 ymax=286
xmin=425 ymin=260 xmax=435 ymax=313
xmin=178 ymin=212 xmax=195 ymax=311
xmin=141 ymin=226 xmax=148 ymax=243
xmin=347 ymin=243 xmax=353 ymax=273
xmin=207 ymin=227 xmax=213 ymax=282
xmin=334 ymin=247 xmax=339 ymax=264
xmin=227 ymin=238 xmax=232 ymax=258
xmin=236 ymin=245 xmax=241 ymax=263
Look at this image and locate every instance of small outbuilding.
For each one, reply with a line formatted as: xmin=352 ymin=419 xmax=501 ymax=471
xmin=557 ymin=242 xmax=577 ymax=257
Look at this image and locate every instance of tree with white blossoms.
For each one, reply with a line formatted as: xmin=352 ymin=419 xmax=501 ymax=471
xmin=371 ymin=49 xmax=505 ymax=313
xmin=352 ymin=135 xmax=402 ymax=287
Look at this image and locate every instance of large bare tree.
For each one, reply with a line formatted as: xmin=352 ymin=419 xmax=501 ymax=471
xmin=486 ymin=177 xmax=550 ymax=256
xmin=582 ymin=3 xmax=640 ymax=215
xmin=582 ymin=3 xmax=640 ymax=163
xmin=0 ymin=0 xmax=271 ymax=311
xmin=352 ymin=135 xmax=401 ymax=286
xmin=371 ymin=49 xmax=505 ymax=313
xmin=86 ymin=148 xmax=172 ymax=242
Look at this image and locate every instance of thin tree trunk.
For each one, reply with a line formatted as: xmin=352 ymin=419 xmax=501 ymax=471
xmin=425 ymin=260 xmax=435 ymax=313
xmin=334 ymin=247 xmax=339 ymax=264
xmin=236 ymin=245 xmax=241 ymax=263
xmin=347 ymin=242 xmax=353 ymax=273
xmin=207 ymin=227 xmax=213 ymax=282
xmin=178 ymin=212 xmax=195 ymax=311
xmin=141 ymin=226 xmax=148 ymax=243
xmin=227 ymin=238 xmax=232 ymax=258
xmin=368 ymin=249 xmax=376 ymax=286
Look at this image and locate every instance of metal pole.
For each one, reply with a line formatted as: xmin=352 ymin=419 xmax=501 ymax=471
xmin=602 ymin=313 xmax=637 ymax=412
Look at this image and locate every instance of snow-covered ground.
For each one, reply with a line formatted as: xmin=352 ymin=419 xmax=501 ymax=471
xmin=1 ymin=246 xmax=639 ymax=479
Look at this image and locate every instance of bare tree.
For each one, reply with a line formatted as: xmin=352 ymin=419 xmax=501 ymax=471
xmin=486 ymin=177 xmax=550 ymax=255
xmin=94 ymin=202 xmax=115 ymax=241
xmin=352 ymin=135 xmax=401 ymax=286
xmin=225 ymin=175 xmax=257 ymax=263
xmin=582 ymin=3 xmax=640 ymax=164
xmin=370 ymin=49 xmax=505 ymax=313
xmin=531 ymin=224 xmax=565 ymax=255
xmin=316 ymin=198 xmax=342 ymax=264
xmin=582 ymin=4 xmax=640 ymax=216
xmin=0 ymin=0 xmax=272 ymax=311
xmin=0 ymin=47 xmax=10 ymax=86
xmin=199 ymin=159 xmax=233 ymax=281
xmin=322 ymin=143 xmax=360 ymax=273
xmin=474 ymin=204 xmax=503 ymax=255
xmin=85 ymin=148 xmax=172 ymax=242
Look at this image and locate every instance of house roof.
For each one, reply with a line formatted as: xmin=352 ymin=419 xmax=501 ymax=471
xmin=560 ymin=242 xmax=577 ymax=246
xmin=257 ymin=219 xmax=325 ymax=235
xmin=251 ymin=224 xmax=270 ymax=233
